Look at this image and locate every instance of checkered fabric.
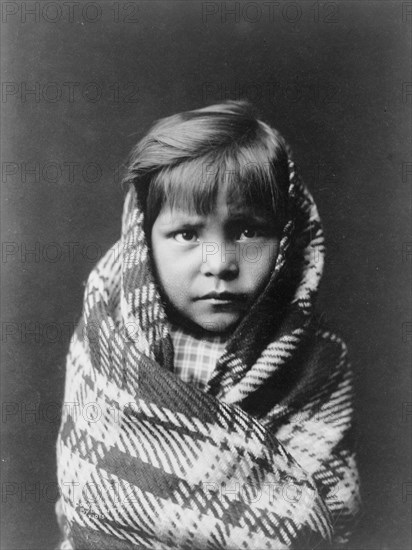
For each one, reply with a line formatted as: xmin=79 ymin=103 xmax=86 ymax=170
xmin=170 ymin=326 xmax=227 ymax=391
xmin=56 ymin=157 xmax=361 ymax=549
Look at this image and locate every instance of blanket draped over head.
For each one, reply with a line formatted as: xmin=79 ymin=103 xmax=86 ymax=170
xmin=56 ymin=157 xmax=360 ymax=550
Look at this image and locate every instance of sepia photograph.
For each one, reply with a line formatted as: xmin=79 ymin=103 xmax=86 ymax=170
xmin=1 ymin=1 xmax=410 ymax=549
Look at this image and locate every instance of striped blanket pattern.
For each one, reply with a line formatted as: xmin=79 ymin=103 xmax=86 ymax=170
xmin=56 ymin=161 xmax=360 ymax=549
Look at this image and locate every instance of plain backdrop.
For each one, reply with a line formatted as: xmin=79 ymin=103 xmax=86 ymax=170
xmin=1 ymin=1 xmax=411 ymax=548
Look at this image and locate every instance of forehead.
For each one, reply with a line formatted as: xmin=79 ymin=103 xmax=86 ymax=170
xmin=171 ymin=181 xmax=271 ymax=213
xmin=157 ymin=199 xmax=274 ymax=224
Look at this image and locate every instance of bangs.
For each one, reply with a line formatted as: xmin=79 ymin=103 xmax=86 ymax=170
xmin=128 ymin=101 xmax=291 ymax=236
xmin=146 ymin=142 xmax=288 ymax=230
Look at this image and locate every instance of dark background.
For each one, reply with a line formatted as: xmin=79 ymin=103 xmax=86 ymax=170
xmin=1 ymin=1 xmax=411 ymax=548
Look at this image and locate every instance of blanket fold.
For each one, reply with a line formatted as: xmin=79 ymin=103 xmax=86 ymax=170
xmin=56 ymin=159 xmax=360 ymax=549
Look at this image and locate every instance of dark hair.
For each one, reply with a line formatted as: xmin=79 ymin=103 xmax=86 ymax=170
xmin=123 ymin=101 xmax=290 ymax=236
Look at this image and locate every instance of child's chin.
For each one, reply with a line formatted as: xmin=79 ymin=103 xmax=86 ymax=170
xmin=195 ymin=312 xmax=242 ymax=335
xmin=168 ymin=306 xmax=242 ymax=336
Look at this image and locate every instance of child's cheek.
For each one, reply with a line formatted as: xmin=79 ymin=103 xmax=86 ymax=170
xmin=240 ymin=240 xmax=279 ymax=278
xmin=155 ymin=244 xmax=197 ymax=299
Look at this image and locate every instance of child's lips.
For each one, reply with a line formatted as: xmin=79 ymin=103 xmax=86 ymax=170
xmin=195 ymin=291 xmax=247 ymax=305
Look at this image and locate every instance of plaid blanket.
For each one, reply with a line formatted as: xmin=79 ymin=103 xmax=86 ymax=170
xmin=56 ymin=160 xmax=360 ymax=549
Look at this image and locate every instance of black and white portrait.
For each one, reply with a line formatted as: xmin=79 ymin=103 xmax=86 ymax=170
xmin=1 ymin=2 xmax=410 ymax=549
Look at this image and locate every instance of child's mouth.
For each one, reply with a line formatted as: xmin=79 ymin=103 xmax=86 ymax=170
xmin=196 ymin=291 xmax=247 ymax=305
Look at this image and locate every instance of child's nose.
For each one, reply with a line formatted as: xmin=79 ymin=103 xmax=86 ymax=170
xmin=200 ymin=242 xmax=239 ymax=280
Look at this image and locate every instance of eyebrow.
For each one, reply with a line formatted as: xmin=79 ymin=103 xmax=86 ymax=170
xmin=156 ymin=214 xmax=205 ymax=228
xmin=226 ymin=209 xmax=276 ymax=226
xmin=228 ymin=211 xmax=272 ymax=221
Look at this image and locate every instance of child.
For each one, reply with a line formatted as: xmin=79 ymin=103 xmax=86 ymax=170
xmin=56 ymin=101 xmax=360 ymax=549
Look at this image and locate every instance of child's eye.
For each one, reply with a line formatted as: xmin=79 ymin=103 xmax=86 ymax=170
xmin=173 ymin=230 xmax=199 ymax=244
xmin=237 ymin=227 xmax=262 ymax=241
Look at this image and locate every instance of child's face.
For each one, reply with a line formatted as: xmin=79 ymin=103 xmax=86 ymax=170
xmin=151 ymin=190 xmax=280 ymax=334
